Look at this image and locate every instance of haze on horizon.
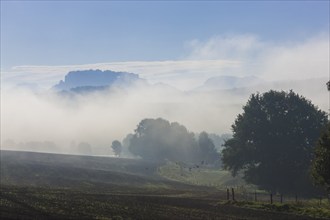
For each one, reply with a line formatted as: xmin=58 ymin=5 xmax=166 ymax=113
xmin=1 ymin=1 xmax=329 ymax=155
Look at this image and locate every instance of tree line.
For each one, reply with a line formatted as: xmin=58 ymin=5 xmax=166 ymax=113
xmin=112 ymin=89 xmax=330 ymax=196
xmin=112 ymin=118 xmax=220 ymax=166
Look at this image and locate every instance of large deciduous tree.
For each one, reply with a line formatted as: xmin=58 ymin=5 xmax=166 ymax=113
xmin=222 ymin=90 xmax=328 ymax=195
xmin=311 ymin=124 xmax=330 ymax=192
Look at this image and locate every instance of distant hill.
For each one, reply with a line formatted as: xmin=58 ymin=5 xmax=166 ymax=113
xmin=53 ymin=69 xmax=146 ymax=92
xmin=192 ymin=76 xmax=328 ymax=106
xmin=196 ymin=75 xmax=263 ymax=91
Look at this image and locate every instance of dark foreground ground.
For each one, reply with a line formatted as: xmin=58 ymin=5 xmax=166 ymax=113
xmin=1 ymin=185 xmax=326 ymax=220
xmin=1 ymin=150 xmax=329 ymax=220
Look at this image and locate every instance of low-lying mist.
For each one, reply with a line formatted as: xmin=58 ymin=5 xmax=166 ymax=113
xmin=1 ymin=83 xmax=240 ymax=154
xmin=1 ymin=74 xmax=328 ymax=156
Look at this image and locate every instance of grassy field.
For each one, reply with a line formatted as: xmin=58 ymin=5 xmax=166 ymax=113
xmin=159 ymin=161 xmax=247 ymax=188
xmin=1 ymin=150 xmax=329 ymax=219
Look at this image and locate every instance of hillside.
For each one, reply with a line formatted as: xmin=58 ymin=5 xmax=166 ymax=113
xmin=0 ymin=150 xmax=206 ymax=192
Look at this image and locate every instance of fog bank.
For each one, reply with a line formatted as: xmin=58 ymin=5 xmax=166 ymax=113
xmin=1 ymin=75 xmax=328 ymax=155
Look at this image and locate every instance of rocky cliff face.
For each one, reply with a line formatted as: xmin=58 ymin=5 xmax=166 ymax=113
xmin=53 ymin=69 xmax=144 ymax=92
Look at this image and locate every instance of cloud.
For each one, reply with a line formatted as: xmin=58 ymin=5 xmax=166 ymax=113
xmin=185 ymin=33 xmax=329 ymax=81
xmin=259 ymin=34 xmax=329 ymax=80
xmin=185 ymin=34 xmax=264 ymax=60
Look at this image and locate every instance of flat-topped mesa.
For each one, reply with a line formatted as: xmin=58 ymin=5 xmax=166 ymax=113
xmin=53 ymin=69 xmax=142 ymax=91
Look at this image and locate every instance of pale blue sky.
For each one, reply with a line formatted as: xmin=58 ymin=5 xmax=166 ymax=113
xmin=1 ymin=1 xmax=329 ymax=71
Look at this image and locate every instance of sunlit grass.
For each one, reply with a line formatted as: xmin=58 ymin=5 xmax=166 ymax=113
xmin=158 ymin=161 xmax=247 ymax=188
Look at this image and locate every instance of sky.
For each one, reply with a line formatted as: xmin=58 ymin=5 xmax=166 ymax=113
xmin=1 ymin=1 xmax=329 ymax=69
xmin=1 ymin=1 xmax=329 ymax=153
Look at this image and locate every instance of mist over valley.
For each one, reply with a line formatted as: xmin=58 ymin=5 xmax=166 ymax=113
xmin=2 ymin=69 xmax=327 ymax=157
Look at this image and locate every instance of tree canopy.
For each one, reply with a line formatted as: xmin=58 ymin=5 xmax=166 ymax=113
xmin=311 ymin=124 xmax=330 ymax=192
xmin=198 ymin=132 xmax=219 ymax=165
xmin=111 ymin=140 xmax=122 ymax=157
xmin=222 ymin=90 xmax=328 ymax=195
xmin=128 ymin=118 xmax=219 ymax=164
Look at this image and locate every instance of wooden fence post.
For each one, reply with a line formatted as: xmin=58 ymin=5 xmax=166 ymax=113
xmin=226 ymin=188 xmax=230 ymax=201
xmin=270 ymin=193 xmax=273 ymax=204
xmin=231 ymin=188 xmax=235 ymax=201
xmin=254 ymin=190 xmax=257 ymax=202
xmin=280 ymin=194 xmax=283 ymax=203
